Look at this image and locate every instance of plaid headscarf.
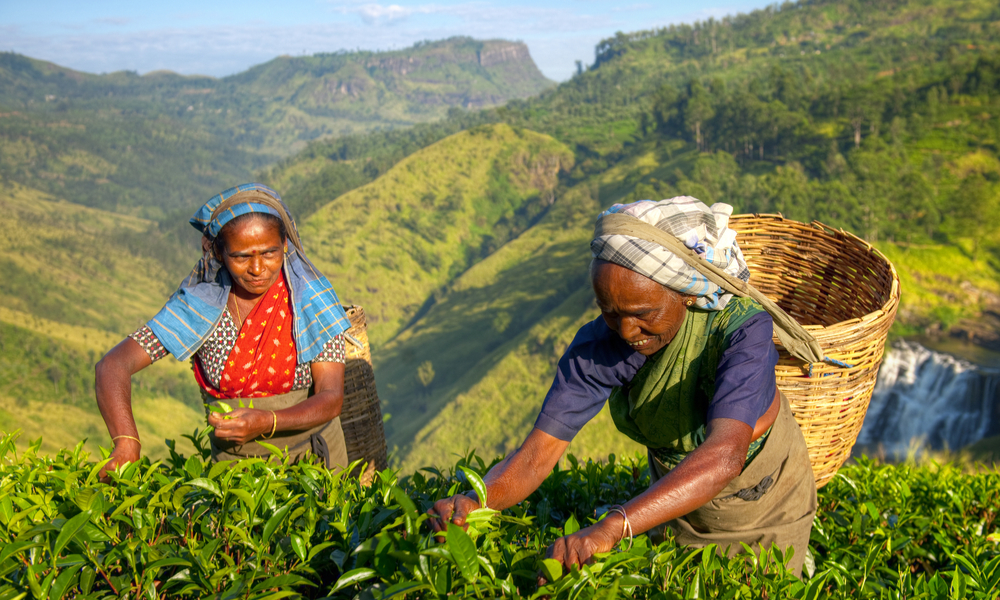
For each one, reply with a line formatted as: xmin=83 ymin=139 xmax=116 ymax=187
xmin=146 ymin=183 xmax=350 ymax=362
xmin=591 ymin=197 xmax=750 ymax=311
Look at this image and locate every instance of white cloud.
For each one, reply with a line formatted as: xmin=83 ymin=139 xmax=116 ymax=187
xmin=356 ymin=4 xmax=418 ymax=23
xmin=3 ymin=1 xmax=771 ymax=81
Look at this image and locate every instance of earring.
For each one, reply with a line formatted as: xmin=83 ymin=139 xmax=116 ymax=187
xmin=685 ymin=300 xmax=694 ymax=307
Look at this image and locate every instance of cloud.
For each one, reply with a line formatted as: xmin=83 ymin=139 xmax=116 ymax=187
xmin=3 ymin=1 xmax=765 ymax=81
xmin=356 ymin=4 xmax=420 ymax=24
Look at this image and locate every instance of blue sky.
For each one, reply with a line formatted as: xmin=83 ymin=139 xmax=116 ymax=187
xmin=2 ymin=0 xmax=778 ymax=81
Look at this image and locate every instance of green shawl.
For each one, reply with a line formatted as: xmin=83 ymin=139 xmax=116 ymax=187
xmin=608 ymin=297 xmax=764 ymax=454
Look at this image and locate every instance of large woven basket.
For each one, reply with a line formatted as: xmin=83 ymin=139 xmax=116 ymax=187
xmin=730 ymin=215 xmax=899 ymax=489
xmin=342 ymin=306 xmax=388 ymax=482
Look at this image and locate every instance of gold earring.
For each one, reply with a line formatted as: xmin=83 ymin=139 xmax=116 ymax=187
xmin=685 ymin=300 xmax=694 ymax=307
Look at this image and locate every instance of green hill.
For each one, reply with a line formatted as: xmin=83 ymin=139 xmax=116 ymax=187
xmin=0 ymin=183 xmax=204 ymax=457
xmin=300 ymin=123 xmax=572 ymax=347
xmin=263 ymin=0 xmax=1000 ymax=469
xmin=0 ymin=38 xmax=552 ymax=218
xmin=7 ymin=0 xmax=1000 ymax=470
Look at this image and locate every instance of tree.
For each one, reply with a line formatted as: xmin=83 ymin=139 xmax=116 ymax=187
xmin=682 ymin=79 xmax=715 ymax=151
xmin=948 ymin=173 xmax=1000 ymax=261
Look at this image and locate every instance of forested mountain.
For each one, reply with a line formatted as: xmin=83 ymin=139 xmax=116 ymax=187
xmin=4 ymin=0 xmax=1000 ymax=466
xmin=0 ymin=38 xmax=551 ymax=218
xmin=265 ymin=0 xmax=1000 ymax=468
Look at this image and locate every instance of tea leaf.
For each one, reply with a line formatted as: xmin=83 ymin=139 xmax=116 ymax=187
xmin=446 ymin=523 xmax=479 ymax=581
xmin=330 ymin=568 xmax=377 ymax=593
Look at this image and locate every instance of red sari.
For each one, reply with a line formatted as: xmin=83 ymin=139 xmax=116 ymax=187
xmin=194 ymin=274 xmax=297 ymax=399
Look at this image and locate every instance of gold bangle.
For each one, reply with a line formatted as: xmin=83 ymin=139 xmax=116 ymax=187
xmin=112 ymin=435 xmax=141 ymax=446
xmin=263 ymin=411 xmax=277 ymax=439
xmin=607 ymin=505 xmax=633 ymax=550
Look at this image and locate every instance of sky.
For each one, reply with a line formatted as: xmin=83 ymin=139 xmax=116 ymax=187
xmin=2 ymin=0 xmax=778 ymax=82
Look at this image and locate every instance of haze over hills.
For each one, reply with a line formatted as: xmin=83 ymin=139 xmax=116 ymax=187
xmin=5 ymin=0 xmax=1000 ymax=467
xmin=0 ymin=37 xmax=552 ymax=218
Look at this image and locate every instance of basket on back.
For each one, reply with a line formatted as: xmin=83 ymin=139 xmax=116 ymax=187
xmin=730 ymin=215 xmax=899 ymax=489
xmin=342 ymin=306 xmax=388 ymax=482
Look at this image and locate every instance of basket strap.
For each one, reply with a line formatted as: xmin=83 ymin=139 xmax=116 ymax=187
xmin=595 ymin=213 xmax=828 ymax=366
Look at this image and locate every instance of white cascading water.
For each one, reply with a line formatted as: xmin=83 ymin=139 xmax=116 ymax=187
xmin=856 ymin=339 xmax=999 ymax=459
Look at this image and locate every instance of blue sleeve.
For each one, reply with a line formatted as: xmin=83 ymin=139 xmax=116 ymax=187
xmin=707 ymin=312 xmax=779 ymax=428
xmin=534 ymin=317 xmax=647 ymax=441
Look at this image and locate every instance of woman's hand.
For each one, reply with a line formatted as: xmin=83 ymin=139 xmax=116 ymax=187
xmin=543 ymin=518 xmax=621 ymax=574
xmin=99 ymin=438 xmax=141 ymax=483
xmin=209 ymin=408 xmax=272 ymax=444
xmin=427 ymin=493 xmax=481 ymax=536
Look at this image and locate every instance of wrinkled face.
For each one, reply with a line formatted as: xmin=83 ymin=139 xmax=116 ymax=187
xmin=220 ymin=218 xmax=285 ymax=297
xmin=591 ymin=260 xmax=692 ymax=356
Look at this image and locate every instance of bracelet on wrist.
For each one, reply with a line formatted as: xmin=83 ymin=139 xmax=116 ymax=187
xmin=262 ymin=411 xmax=277 ymax=439
xmin=606 ymin=504 xmax=633 ymax=550
xmin=112 ymin=434 xmax=141 ymax=447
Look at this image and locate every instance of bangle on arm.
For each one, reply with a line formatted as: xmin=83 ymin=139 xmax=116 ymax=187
xmin=607 ymin=504 xmax=633 ymax=550
xmin=262 ymin=411 xmax=277 ymax=439
xmin=111 ymin=435 xmax=141 ymax=447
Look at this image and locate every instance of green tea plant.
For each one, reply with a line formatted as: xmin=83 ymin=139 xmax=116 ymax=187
xmin=0 ymin=430 xmax=997 ymax=599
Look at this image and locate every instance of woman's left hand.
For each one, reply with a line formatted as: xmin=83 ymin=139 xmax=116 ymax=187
xmin=209 ymin=408 xmax=272 ymax=444
xmin=543 ymin=518 xmax=621 ymax=575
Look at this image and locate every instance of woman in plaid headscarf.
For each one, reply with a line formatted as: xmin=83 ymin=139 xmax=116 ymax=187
xmin=95 ymin=184 xmax=353 ymax=476
xmin=430 ymin=196 xmax=817 ymax=576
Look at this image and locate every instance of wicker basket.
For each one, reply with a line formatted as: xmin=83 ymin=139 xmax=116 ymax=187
xmin=730 ymin=215 xmax=900 ymax=489
xmin=341 ymin=306 xmax=388 ymax=483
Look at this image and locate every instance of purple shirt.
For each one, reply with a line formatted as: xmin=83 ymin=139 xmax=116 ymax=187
xmin=534 ymin=312 xmax=779 ymax=442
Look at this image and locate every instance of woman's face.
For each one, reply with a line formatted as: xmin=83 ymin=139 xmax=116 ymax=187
xmin=591 ymin=260 xmax=692 ymax=356
xmin=220 ymin=218 xmax=285 ymax=297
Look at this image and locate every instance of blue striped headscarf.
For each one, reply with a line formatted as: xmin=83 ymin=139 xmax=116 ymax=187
xmin=146 ymin=183 xmax=350 ymax=362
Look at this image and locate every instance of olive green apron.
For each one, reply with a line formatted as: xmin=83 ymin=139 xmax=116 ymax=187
xmin=202 ymin=388 xmax=348 ymax=472
xmin=647 ymin=392 xmax=817 ymax=576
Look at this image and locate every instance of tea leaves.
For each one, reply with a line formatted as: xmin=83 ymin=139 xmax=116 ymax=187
xmin=0 ymin=430 xmax=996 ymax=598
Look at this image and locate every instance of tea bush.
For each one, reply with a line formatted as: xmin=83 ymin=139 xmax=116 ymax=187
xmin=0 ymin=430 xmax=997 ymax=599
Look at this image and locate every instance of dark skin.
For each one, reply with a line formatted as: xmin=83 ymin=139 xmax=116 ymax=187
xmin=95 ymin=217 xmax=345 ymax=480
xmin=428 ymin=260 xmax=779 ymax=573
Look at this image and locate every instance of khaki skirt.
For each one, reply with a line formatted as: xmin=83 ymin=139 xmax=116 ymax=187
xmin=648 ymin=392 xmax=817 ymax=576
xmin=202 ymin=388 xmax=348 ymax=471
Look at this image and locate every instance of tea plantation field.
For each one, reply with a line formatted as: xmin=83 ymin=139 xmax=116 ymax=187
xmin=0 ymin=430 xmax=996 ymax=599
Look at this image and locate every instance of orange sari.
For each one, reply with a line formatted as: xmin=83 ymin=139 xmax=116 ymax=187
xmin=194 ymin=274 xmax=297 ymax=399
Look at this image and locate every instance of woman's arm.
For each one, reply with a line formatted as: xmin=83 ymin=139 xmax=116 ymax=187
xmin=545 ymin=416 xmax=754 ymax=568
xmin=428 ymin=427 xmax=570 ymax=532
xmin=208 ymin=360 xmax=345 ymax=443
xmin=95 ymin=337 xmax=154 ymax=479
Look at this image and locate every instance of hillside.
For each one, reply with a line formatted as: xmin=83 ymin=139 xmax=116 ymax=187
xmin=261 ymin=0 xmax=1000 ymax=469
xmin=0 ymin=184 xmax=204 ymax=457
xmin=0 ymin=38 xmax=552 ymax=218
xmin=300 ymin=124 xmax=572 ymax=347
xmin=7 ymin=0 xmax=1000 ymax=469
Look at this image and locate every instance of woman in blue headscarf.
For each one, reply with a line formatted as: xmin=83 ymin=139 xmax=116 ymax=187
xmin=95 ymin=184 xmax=353 ymax=476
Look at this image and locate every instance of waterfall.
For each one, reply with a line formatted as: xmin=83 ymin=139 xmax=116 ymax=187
xmin=856 ymin=339 xmax=1000 ymax=459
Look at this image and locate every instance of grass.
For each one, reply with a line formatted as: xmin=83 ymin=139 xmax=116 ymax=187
xmin=300 ymin=123 xmax=574 ymax=349
xmin=0 ymin=393 xmax=203 ymax=460
xmin=876 ymin=241 xmax=1000 ymax=335
xmin=0 ymin=182 xmax=205 ymax=456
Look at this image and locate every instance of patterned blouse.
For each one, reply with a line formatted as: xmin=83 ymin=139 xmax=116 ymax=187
xmin=130 ymin=308 xmax=345 ymax=392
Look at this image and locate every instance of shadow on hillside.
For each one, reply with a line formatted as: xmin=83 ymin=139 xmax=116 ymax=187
xmin=376 ymin=237 xmax=593 ymax=448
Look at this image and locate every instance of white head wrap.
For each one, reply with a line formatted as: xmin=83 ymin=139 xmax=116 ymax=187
xmin=590 ymin=196 xmax=750 ymax=311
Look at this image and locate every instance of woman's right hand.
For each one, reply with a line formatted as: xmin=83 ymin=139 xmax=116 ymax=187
xmin=427 ymin=494 xmax=481 ymax=535
xmin=99 ymin=438 xmax=141 ymax=483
